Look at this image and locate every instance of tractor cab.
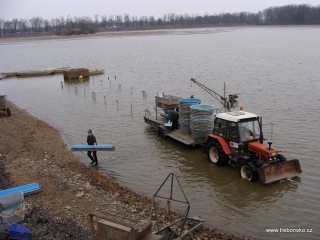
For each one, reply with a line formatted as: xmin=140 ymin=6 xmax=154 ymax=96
xmin=212 ymin=111 xmax=262 ymax=156
xmin=213 ymin=111 xmax=261 ymax=142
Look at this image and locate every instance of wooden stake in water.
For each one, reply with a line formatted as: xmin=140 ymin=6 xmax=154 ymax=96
xmin=92 ymin=91 xmax=96 ymax=101
xmin=118 ymin=84 xmax=122 ymax=91
xmin=131 ymin=104 xmax=133 ymax=115
xmin=104 ymin=95 xmax=107 ymax=105
xmin=116 ymin=100 xmax=119 ymax=110
xmin=61 ymin=81 xmax=63 ymax=89
xmin=142 ymin=90 xmax=147 ymax=99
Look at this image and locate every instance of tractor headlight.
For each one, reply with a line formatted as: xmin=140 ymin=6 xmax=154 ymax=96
xmin=269 ymin=156 xmax=277 ymax=162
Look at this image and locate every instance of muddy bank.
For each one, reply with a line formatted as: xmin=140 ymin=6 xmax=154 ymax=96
xmin=0 ymin=102 xmax=250 ymax=239
xmin=0 ymin=26 xmax=250 ymax=44
xmin=0 ymin=29 xmax=180 ymax=43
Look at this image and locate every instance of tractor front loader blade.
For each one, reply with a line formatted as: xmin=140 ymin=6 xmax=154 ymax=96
xmin=259 ymin=159 xmax=302 ymax=184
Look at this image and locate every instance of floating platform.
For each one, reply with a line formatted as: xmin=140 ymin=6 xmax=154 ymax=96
xmin=144 ymin=115 xmax=206 ymax=146
xmin=1 ymin=67 xmax=104 ymax=79
xmin=71 ymin=144 xmax=115 ymax=151
xmin=63 ymin=68 xmax=89 ymax=80
xmin=143 ymin=116 xmax=162 ymax=129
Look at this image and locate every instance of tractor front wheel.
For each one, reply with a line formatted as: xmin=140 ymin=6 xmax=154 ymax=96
xmin=239 ymin=162 xmax=258 ymax=182
xmin=207 ymin=141 xmax=228 ymax=166
xmin=6 ymin=107 xmax=11 ymax=116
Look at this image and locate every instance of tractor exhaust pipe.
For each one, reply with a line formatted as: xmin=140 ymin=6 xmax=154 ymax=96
xmin=259 ymin=116 xmax=263 ymax=144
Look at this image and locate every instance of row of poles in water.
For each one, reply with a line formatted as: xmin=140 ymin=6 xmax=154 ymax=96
xmin=60 ymin=78 xmax=148 ymax=115
xmin=62 ymin=84 xmax=148 ymax=100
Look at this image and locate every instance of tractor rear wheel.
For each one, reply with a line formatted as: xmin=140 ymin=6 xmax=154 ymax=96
xmin=239 ymin=162 xmax=258 ymax=182
xmin=207 ymin=141 xmax=228 ymax=166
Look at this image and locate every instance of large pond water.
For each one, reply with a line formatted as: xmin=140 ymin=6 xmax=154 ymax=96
xmin=0 ymin=26 xmax=319 ymax=239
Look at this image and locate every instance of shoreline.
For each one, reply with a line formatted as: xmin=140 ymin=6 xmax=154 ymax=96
xmin=1 ymin=25 xmax=318 ymax=44
xmin=0 ymin=29 xmax=179 ymax=43
xmin=0 ymin=102 xmax=250 ymax=239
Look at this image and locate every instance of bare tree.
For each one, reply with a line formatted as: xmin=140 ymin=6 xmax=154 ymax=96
xmin=0 ymin=4 xmax=319 ymax=37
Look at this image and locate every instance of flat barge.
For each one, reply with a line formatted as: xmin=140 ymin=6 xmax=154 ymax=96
xmin=144 ymin=94 xmax=209 ymax=146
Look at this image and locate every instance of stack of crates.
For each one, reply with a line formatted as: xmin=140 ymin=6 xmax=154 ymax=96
xmin=0 ymin=192 xmax=24 ymax=213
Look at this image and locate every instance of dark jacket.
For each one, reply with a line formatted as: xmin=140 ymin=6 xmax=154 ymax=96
xmin=167 ymin=110 xmax=179 ymax=121
xmin=87 ymin=135 xmax=97 ymax=145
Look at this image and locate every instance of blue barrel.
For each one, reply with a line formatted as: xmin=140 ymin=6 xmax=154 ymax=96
xmin=190 ymin=104 xmax=214 ymax=138
xmin=179 ymin=98 xmax=201 ymax=133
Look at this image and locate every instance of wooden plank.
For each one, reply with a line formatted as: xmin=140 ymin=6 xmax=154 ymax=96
xmin=71 ymin=144 xmax=115 ymax=151
xmin=98 ymin=219 xmax=132 ymax=232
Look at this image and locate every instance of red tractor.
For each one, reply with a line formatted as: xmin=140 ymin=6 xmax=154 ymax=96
xmin=203 ymin=110 xmax=302 ymax=183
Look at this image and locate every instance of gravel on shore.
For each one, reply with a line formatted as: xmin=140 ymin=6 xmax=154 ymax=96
xmin=0 ymin=102 xmax=250 ymax=240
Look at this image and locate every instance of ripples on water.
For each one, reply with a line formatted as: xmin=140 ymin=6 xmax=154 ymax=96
xmin=0 ymin=26 xmax=319 ymax=239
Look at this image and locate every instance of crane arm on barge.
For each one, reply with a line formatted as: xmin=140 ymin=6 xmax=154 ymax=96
xmin=190 ymin=78 xmax=238 ymax=112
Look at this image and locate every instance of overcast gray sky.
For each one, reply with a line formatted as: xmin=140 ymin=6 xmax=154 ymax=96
xmin=0 ymin=0 xmax=319 ymax=20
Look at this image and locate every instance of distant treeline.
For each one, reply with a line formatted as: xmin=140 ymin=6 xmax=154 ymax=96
xmin=0 ymin=4 xmax=319 ymax=37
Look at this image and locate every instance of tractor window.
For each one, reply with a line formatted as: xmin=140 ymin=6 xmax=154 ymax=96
xmin=227 ymin=122 xmax=239 ymax=142
xmin=214 ymin=118 xmax=227 ymax=137
xmin=239 ymin=120 xmax=260 ymax=142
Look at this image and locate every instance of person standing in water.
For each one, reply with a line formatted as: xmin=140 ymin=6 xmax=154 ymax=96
xmin=87 ymin=129 xmax=98 ymax=165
